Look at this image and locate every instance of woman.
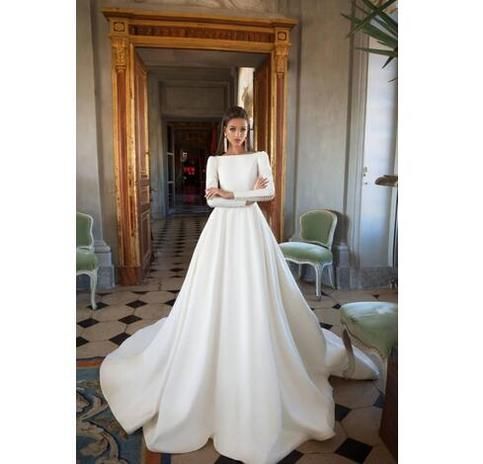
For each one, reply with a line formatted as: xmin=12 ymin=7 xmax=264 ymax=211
xmin=100 ymin=106 xmax=377 ymax=464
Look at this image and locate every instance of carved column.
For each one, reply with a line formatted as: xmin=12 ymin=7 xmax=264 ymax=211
xmin=109 ymin=20 xmax=141 ymax=285
xmin=272 ymin=29 xmax=290 ymax=242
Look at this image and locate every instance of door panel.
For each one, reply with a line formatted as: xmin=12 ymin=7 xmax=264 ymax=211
xmin=253 ymin=57 xmax=272 ymax=224
xmin=253 ymin=57 xmax=271 ymax=154
xmin=359 ymin=40 xmax=397 ymax=268
xmin=134 ymin=52 xmax=152 ymax=275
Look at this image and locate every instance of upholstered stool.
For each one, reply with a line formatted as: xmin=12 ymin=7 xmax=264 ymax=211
xmin=340 ymin=301 xmax=398 ymax=385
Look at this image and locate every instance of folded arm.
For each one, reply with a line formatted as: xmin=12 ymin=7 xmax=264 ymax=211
xmin=208 ymin=197 xmax=247 ymax=208
xmin=232 ymin=152 xmax=275 ymax=202
xmin=205 ymin=156 xmax=247 ymax=208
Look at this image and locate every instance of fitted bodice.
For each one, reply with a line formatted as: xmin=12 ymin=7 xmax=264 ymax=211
xmin=205 ymin=151 xmax=274 ymax=207
xmin=216 ymin=153 xmax=260 ymax=192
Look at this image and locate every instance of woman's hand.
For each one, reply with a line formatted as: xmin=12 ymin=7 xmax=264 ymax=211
xmin=253 ymin=176 xmax=269 ymax=190
xmin=205 ymin=187 xmax=234 ymax=200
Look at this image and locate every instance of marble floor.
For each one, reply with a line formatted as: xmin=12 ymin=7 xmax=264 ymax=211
xmin=76 ymin=215 xmax=398 ymax=464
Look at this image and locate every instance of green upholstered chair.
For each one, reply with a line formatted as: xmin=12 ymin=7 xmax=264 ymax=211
xmin=76 ymin=212 xmax=98 ymax=310
xmin=279 ymin=209 xmax=338 ymax=299
xmin=340 ymin=301 xmax=398 ymax=386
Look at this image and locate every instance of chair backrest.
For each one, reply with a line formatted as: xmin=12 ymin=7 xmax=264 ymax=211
xmin=77 ymin=212 xmax=94 ymax=249
xmin=300 ymin=209 xmax=338 ymax=249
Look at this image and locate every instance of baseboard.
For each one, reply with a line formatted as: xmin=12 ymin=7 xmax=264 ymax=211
xmin=349 ymin=266 xmax=397 ymax=289
xmin=287 ymin=260 xmax=396 ymax=291
xmin=76 ymin=240 xmax=115 ymax=290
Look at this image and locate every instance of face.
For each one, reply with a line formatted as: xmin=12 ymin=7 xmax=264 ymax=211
xmin=224 ymin=118 xmax=248 ymax=149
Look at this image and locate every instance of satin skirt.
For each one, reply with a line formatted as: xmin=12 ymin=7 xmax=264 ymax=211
xmin=100 ymin=203 xmax=378 ymax=464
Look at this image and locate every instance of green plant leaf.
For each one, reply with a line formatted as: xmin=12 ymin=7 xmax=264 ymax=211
xmin=356 ymin=47 xmax=397 ymax=57
xmin=341 ymin=13 xmax=359 ymax=38
xmin=342 ymin=13 xmax=396 ymax=47
xmin=354 ymin=3 xmax=397 ymax=36
xmin=351 ymin=0 xmax=397 ymax=37
xmin=358 ymin=22 xmax=398 ymax=48
xmin=382 ymin=55 xmax=395 ymax=68
xmin=342 ymin=0 xmax=398 ymax=72
xmin=360 ymin=0 xmax=398 ymax=30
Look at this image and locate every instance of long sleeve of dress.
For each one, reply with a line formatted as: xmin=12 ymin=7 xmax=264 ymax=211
xmin=232 ymin=151 xmax=275 ymax=202
xmin=205 ymin=156 xmax=247 ymax=208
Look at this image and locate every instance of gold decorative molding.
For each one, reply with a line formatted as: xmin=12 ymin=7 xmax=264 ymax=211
xmin=274 ymin=26 xmax=290 ymax=75
xmin=111 ymin=37 xmax=129 ymax=69
xmin=128 ymin=24 xmax=274 ymax=43
xmin=274 ymin=45 xmax=289 ymax=74
xmin=103 ymin=8 xmax=297 ymax=283
xmin=112 ymin=21 xmax=126 ymax=32
xmin=103 ymin=8 xmax=295 ymax=53
xmin=276 ymin=30 xmax=287 ymax=41
xmin=102 ymin=8 xmax=296 ymax=28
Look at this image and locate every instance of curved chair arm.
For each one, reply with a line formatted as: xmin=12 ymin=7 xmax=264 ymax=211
xmin=77 ymin=245 xmax=94 ymax=252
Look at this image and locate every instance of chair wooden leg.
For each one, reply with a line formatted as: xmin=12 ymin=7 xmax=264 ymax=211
xmin=314 ymin=264 xmax=321 ymax=300
xmin=381 ymin=356 xmax=389 ymax=392
xmin=90 ymin=271 xmax=98 ymax=310
xmin=328 ymin=264 xmax=336 ymax=288
xmin=342 ymin=328 xmax=356 ymax=379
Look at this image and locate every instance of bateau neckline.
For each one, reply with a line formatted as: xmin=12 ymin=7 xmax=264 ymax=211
xmin=220 ymin=152 xmax=260 ymax=157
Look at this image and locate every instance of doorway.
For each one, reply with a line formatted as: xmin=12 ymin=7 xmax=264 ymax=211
xmin=166 ymin=120 xmax=216 ymax=216
xmin=102 ymin=8 xmax=296 ymax=285
xmin=143 ymin=47 xmax=269 ymax=223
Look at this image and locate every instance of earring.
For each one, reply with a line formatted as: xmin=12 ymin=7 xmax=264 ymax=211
xmin=223 ymin=136 xmax=228 ymax=152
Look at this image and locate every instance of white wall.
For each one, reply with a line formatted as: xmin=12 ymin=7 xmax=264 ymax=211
xmin=282 ymin=0 xmax=398 ymax=287
xmin=148 ymin=74 xmax=166 ymax=220
xmin=76 ymin=0 xmax=115 ymax=288
xmin=293 ymin=0 xmax=352 ymax=225
xmin=76 ymin=0 xmax=103 ymax=238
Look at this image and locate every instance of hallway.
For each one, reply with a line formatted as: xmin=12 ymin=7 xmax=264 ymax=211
xmin=170 ymin=186 xmax=213 ymax=216
xmin=77 ymin=215 xmax=396 ymax=464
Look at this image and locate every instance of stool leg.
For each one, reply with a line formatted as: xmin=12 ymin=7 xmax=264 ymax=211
xmin=342 ymin=328 xmax=356 ymax=379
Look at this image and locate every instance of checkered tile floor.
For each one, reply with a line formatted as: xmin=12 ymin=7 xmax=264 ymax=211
xmin=76 ymin=215 xmax=397 ymax=463
xmin=170 ymin=188 xmax=213 ymax=216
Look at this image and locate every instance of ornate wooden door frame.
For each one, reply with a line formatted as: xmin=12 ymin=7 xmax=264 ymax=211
xmin=103 ymin=8 xmax=297 ymax=285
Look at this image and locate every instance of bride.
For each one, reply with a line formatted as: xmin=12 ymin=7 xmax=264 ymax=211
xmin=100 ymin=106 xmax=378 ymax=464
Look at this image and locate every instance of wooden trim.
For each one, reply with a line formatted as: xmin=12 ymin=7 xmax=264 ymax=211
xmin=270 ymin=28 xmax=290 ymax=241
xmin=129 ymin=24 xmax=274 ymax=41
xmin=111 ymin=35 xmax=131 ymax=266
xmin=104 ymin=8 xmax=297 ymax=283
xmin=102 ymin=7 xmax=297 ymax=28
xmin=118 ymin=265 xmax=142 ymax=286
xmin=130 ymin=37 xmax=274 ymax=53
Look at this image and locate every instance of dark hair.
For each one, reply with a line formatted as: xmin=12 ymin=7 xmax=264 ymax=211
xmin=215 ymin=106 xmax=253 ymax=155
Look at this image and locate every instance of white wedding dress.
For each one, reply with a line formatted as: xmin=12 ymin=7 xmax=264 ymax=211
xmin=100 ymin=151 xmax=378 ymax=464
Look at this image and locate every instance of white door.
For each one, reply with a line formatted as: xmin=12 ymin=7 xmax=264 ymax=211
xmin=359 ymin=38 xmax=398 ymax=268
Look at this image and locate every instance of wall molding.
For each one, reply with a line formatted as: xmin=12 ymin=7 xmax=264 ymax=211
xmin=344 ymin=29 xmax=369 ymax=271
